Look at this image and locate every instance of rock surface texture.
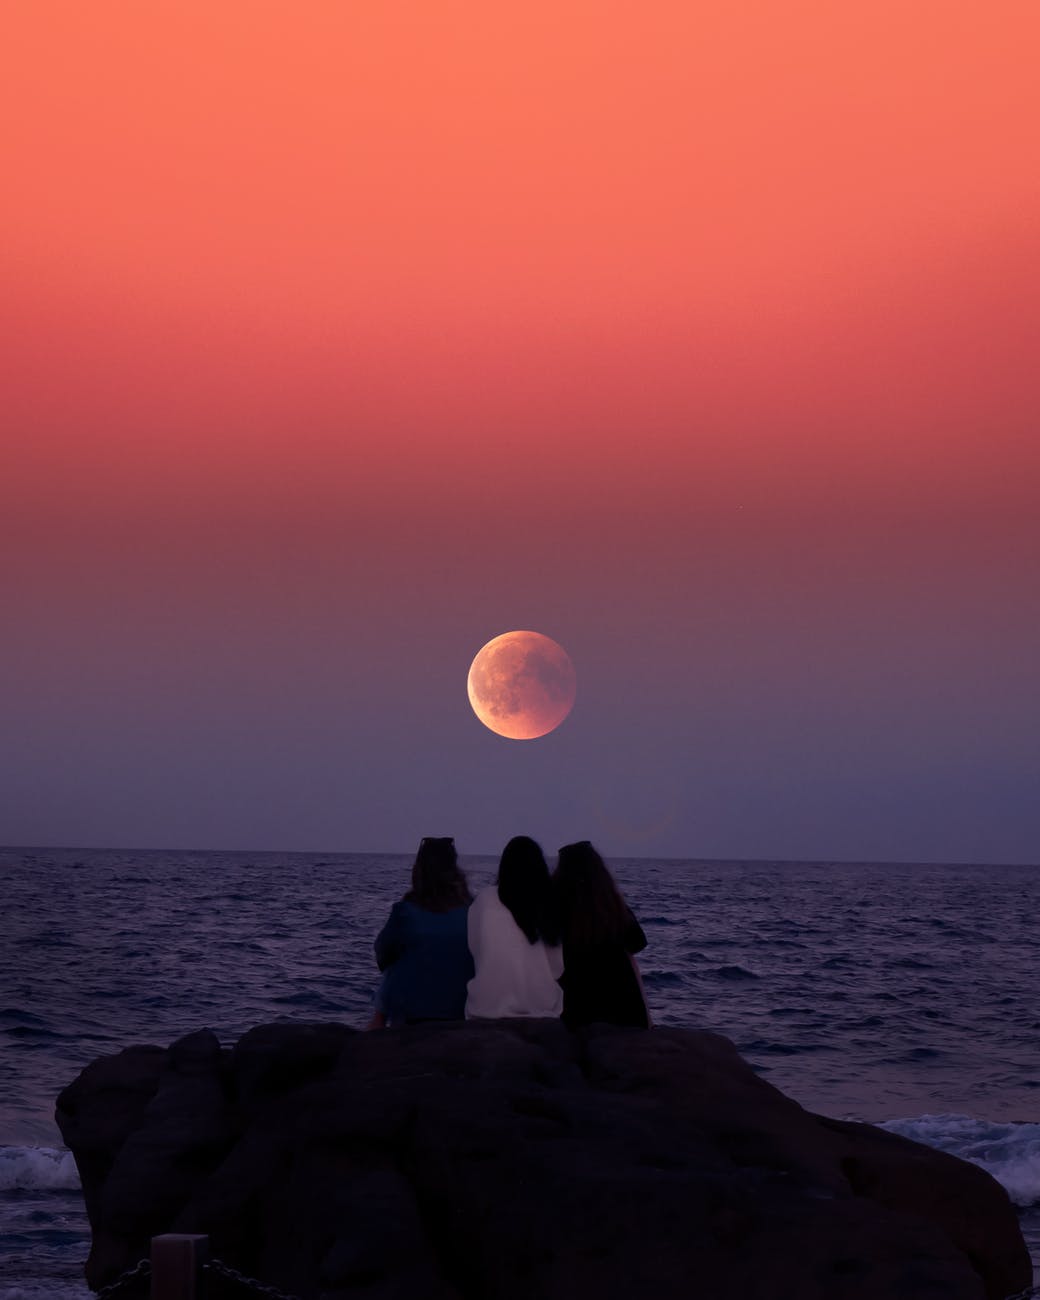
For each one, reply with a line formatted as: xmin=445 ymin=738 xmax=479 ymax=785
xmin=56 ymin=1020 xmax=1030 ymax=1300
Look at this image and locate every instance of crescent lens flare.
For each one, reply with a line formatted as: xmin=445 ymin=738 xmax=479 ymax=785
xmin=467 ymin=631 xmax=576 ymax=740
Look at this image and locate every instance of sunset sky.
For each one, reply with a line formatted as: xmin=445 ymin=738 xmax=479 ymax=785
xmin=3 ymin=2 xmax=1038 ymax=861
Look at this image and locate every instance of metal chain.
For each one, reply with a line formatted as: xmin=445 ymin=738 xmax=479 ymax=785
xmin=96 ymin=1250 xmax=1035 ymax=1300
xmin=94 ymin=1259 xmax=151 ymax=1300
xmin=204 ymin=1257 xmax=303 ymax=1300
xmin=202 ymin=1258 xmax=1040 ymax=1300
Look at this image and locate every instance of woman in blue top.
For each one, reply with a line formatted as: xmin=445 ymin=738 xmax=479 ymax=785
xmin=370 ymin=837 xmax=474 ymax=1027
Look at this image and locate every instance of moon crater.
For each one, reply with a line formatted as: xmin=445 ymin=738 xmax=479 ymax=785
xmin=467 ymin=631 xmax=576 ymax=740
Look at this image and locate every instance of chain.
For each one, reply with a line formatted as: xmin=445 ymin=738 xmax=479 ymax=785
xmin=204 ymin=1257 xmax=303 ymax=1300
xmin=94 ymin=1259 xmax=151 ymax=1300
xmin=87 ymin=1250 xmax=1039 ymax=1300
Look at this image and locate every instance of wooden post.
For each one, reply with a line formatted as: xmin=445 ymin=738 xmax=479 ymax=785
xmin=151 ymin=1234 xmax=209 ymax=1300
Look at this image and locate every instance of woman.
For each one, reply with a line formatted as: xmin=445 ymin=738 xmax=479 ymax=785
xmin=552 ymin=841 xmax=650 ymax=1028
xmin=371 ymin=836 xmax=474 ymax=1026
xmin=465 ymin=836 xmax=564 ymax=1019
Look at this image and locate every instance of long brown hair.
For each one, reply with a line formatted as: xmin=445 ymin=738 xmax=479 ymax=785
xmin=553 ymin=841 xmax=631 ymax=947
xmin=405 ymin=837 xmax=472 ymax=912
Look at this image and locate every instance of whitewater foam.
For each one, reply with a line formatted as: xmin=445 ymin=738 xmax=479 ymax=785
xmin=882 ymin=1114 xmax=1040 ymax=1207
xmin=0 ymin=1146 xmax=81 ymax=1192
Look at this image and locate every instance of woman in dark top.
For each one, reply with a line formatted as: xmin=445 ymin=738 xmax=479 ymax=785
xmin=552 ymin=841 xmax=650 ymax=1029
xmin=370 ymin=836 xmax=474 ymax=1026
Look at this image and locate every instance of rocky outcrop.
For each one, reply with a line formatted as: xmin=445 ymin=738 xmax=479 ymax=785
xmin=56 ymin=1020 xmax=1030 ymax=1300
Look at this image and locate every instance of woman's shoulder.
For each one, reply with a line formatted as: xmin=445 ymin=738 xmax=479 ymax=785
xmin=400 ymin=897 xmax=471 ymax=918
xmin=470 ymin=885 xmax=508 ymax=918
xmin=379 ymin=898 xmax=414 ymax=930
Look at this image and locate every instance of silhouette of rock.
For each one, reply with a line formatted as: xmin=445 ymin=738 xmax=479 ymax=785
xmin=56 ymin=1020 xmax=1030 ymax=1299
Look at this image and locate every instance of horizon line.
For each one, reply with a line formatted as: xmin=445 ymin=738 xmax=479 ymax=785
xmin=2 ymin=843 xmax=1036 ymax=870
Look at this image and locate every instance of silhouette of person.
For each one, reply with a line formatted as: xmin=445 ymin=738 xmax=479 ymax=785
xmin=553 ymin=841 xmax=650 ymax=1028
xmin=465 ymin=836 xmax=564 ymax=1019
xmin=370 ymin=836 xmax=474 ymax=1027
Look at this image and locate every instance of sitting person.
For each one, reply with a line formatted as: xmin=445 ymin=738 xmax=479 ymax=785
xmin=465 ymin=835 xmax=564 ymax=1019
xmin=370 ymin=836 xmax=474 ymax=1026
xmin=552 ymin=840 xmax=650 ymax=1028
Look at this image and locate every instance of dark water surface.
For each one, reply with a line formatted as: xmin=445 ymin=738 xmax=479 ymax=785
xmin=2 ymin=847 xmax=1038 ymax=1296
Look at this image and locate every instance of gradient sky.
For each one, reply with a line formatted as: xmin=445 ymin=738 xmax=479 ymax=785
xmin=3 ymin=2 xmax=1038 ymax=862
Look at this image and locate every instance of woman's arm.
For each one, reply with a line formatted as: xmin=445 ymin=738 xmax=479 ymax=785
xmin=623 ymin=909 xmax=648 ymax=955
xmin=374 ymin=903 xmax=407 ymax=971
xmin=466 ymin=889 xmax=488 ymax=966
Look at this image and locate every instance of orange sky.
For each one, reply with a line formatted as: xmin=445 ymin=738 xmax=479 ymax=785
xmin=5 ymin=3 xmax=1039 ymax=515
xmin=5 ymin=3 xmax=1039 ymax=305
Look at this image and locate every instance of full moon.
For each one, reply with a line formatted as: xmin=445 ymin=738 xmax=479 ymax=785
xmin=467 ymin=631 xmax=576 ymax=740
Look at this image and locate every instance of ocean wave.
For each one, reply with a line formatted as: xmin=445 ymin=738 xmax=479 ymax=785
xmin=881 ymin=1046 xmax=945 ymax=1063
xmin=0 ymin=1147 xmax=81 ymax=1192
xmin=881 ymin=1114 xmax=1040 ymax=1207
xmin=0 ymin=1010 xmax=50 ymax=1028
xmin=741 ymin=1038 xmax=828 ymax=1056
xmin=2 ymin=1025 xmax=65 ymax=1042
xmin=0 ymin=1285 xmax=91 ymax=1300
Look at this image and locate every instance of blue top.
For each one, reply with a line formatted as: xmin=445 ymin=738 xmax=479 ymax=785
xmin=374 ymin=899 xmax=474 ymax=1023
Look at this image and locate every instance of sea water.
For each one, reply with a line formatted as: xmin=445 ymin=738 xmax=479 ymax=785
xmin=2 ymin=847 xmax=1038 ymax=1296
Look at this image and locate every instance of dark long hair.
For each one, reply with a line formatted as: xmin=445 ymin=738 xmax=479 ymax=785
xmin=497 ymin=836 xmax=559 ymax=945
xmin=553 ymin=841 xmax=631 ymax=948
xmin=405 ymin=837 xmax=472 ymax=912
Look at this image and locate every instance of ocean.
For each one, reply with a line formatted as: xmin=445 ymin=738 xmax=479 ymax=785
xmin=1 ymin=846 xmax=1038 ymax=1297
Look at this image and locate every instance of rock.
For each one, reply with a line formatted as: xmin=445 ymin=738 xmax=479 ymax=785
xmin=55 ymin=1020 xmax=1031 ymax=1300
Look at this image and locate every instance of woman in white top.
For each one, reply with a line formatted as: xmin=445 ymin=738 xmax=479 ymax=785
xmin=466 ymin=836 xmax=564 ymax=1019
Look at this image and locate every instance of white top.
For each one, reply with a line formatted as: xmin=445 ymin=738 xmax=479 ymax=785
xmin=465 ymin=886 xmax=564 ymax=1019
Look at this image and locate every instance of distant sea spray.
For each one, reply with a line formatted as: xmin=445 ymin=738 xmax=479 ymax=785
xmin=0 ymin=1145 xmax=80 ymax=1192
xmin=881 ymin=1116 xmax=1040 ymax=1208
